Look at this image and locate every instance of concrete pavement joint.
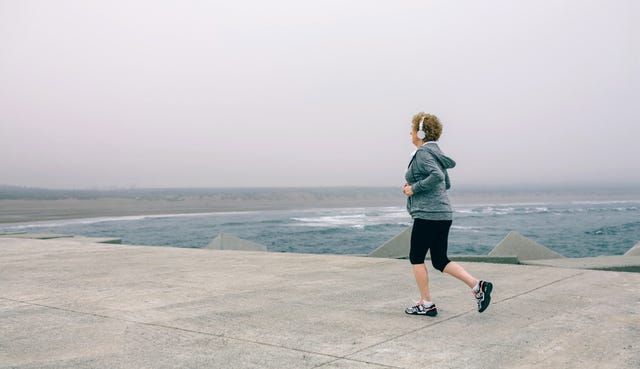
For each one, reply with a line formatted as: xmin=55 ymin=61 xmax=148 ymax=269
xmin=313 ymin=270 xmax=588 ymax=368
xmin=493 ymin=270 xmax=588 ymax=306
xmin=314 ymin=358 xmax=403 ymax=369
xmin=3 ymin=237 xmax=639 ymax=368
xmin=314 ymin=309 xmax=475 ymax=368
xmin=0 ymin=296 xmax=394 ymax=367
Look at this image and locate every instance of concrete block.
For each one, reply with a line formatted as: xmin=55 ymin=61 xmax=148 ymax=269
xmin=67 ymin=236 xmax=122 ymax=244
xmin=489 ymin=231 xmax=564 ymax=260
xmin=205 ymin=232 xmax=267 ymax=251
xmin=521 ymin=255 xmax=640 ymax=272
xmin=624 ymin=242 xmax=640 ymax=256
xmin=367 ymin=226 xmax=412 ymax=259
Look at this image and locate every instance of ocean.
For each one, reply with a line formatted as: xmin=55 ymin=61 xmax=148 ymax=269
xmin=2 ymin=187 xmax=639 ymax=258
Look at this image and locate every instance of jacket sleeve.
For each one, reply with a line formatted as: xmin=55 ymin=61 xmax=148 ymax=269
xmin=410 ymin=150 xmax=444 ymax=195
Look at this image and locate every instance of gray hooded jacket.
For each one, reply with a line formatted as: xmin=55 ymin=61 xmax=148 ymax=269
xmin=405 ymin=142 xmax=456 ymax=220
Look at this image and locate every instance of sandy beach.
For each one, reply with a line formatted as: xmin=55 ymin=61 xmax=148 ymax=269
xmin=0 ymin=195 xmax=403 ymax=224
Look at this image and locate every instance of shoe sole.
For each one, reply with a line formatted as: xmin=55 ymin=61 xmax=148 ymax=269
xmin=478 ymin=282 xmax=493 ymax=313
xmin=405 ymin=309 xmax=438 ymax=317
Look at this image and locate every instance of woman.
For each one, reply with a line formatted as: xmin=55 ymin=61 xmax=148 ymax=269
xmin=403 ymin=112 xmax=492 ymax=316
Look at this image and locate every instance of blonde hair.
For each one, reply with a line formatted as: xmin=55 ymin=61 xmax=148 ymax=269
xmin=412 ymin=112 xmax=442 ymax=142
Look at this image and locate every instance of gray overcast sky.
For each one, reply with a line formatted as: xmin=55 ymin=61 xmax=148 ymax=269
xmin=1 ymin=0 xmax=638 ymax=189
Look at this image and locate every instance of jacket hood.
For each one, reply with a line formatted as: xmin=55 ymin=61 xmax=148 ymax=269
xmin=420 ymin=142 xmax=456 ymax=169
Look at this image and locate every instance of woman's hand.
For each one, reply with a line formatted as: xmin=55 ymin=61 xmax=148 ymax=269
xmin=403 ymin=183 xmax=413 ymax=197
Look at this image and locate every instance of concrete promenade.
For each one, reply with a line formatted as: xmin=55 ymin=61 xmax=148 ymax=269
xmin=1 ymin=238 xmax=639 ymax=369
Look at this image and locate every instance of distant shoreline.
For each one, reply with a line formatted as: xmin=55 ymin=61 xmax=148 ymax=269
xmin=0 ymin=197 xmax=404 ymax=225
xmin=1 ymin=186 xmax=639 ymax=225
xmin=0 ymin=199 xmax=402 ymax=225
xmin=0 ymin=187 xmax=402 ymax=224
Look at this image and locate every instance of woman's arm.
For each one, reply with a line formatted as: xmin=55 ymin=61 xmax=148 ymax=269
xmin=410 ymin=151 xmax=444 ymax=195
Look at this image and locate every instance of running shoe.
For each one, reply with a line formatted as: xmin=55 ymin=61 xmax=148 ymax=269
xmin=405 ymin=301 xmax=438 ymax=316
xmin=474 ymin=280 xmax=493 ymax=313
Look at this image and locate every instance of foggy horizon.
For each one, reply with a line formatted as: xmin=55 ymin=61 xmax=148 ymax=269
xmin=3 ymin=182 xmax=640 ymax=193
xmin=1 ymin=1 xmax=638 ymax=189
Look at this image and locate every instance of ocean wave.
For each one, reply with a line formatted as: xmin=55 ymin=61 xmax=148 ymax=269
xmin=0 ymin=215 xmax=156 ymax=229
xmin=451 ymin=225 xmax=483 ymax=232
xmin=2 ymin=200 xmax=637 ymax=258
xmin=586 ymin=221 xmax=640 ymax=236
xmin=571 ymin=200 xmax=640 ymax=205
xmin=554 ymin=206 xmax=639 ymax=214
xmin=454 ymin=206 xmax=550 ymax=216
xmin=0 ymin=211 xmax=258 ymax=230
xmin=290 ymin=207 xmax=410 ymax=228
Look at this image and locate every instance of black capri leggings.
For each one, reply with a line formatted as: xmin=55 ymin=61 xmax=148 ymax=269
xmin=410 ymin=218 xmax=453 ymax=272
